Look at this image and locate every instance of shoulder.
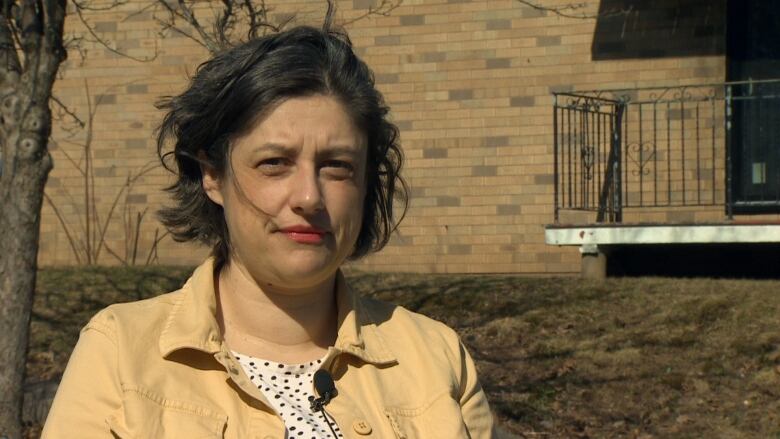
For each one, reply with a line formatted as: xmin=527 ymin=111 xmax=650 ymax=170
xmin=85 ymin=290 xmax=183 ymax=339
xmin=359 ymin=295 xmax=463 ymax=357
xmin=361 ymin=296 xmax=455 ymax=334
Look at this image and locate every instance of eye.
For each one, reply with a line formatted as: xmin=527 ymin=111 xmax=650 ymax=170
xmin=321 ymin=160 xmax=354 ymax=178
xmin=256 ymin=157 xmax=291 ymax=175
xmin=323 ymin=160 xmax=352 ymax=169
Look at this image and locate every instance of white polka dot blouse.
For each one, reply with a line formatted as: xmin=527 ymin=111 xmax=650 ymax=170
xmin=232 ymin=352 xmax=344 ymax=439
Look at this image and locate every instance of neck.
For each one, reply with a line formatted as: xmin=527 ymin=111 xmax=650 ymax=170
xmin=215 ymin=261 xmax=339 ymax=364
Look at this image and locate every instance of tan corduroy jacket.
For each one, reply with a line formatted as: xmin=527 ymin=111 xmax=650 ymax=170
xmin=42 ymin=258 xmax=496 ymax=438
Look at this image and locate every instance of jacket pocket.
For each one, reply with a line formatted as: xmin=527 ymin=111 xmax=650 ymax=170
xmin=106 ymin=386 xmax=227 ymax=438
xmin=385 ymin=391 xmax=469 ymax=439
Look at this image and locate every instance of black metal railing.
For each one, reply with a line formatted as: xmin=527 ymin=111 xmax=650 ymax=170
xmin=553 ymin=80 xmax=780 ymax=223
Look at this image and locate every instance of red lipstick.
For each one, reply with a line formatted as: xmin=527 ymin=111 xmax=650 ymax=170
xmin=280 ymin=225 xmax=327 ymax=244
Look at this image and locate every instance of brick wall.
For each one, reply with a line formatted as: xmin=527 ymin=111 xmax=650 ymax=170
xmin=38 ymin=0 xmax=774 ymax=273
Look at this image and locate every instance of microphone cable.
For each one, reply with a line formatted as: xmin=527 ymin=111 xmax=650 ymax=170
xmin=309 ymin=369 xmax=340 ymax=438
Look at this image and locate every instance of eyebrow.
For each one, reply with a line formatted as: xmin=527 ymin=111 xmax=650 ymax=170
xmin=253 ymin=143 xmax=362 ymax=157
xmin=254 ymin=143 xmax=292 ymax=154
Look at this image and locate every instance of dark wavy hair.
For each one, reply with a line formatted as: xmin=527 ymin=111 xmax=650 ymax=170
xmin=156 ymin=26 xmax=407 ymax=268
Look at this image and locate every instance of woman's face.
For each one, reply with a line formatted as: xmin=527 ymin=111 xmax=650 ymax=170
xmin=202 ymin=94 xmax=367 ymax=290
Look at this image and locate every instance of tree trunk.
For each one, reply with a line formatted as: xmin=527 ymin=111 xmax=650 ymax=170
xmin=0 ymin=1 xmax=67 ymax=436
xmin=0 ymin=140 xmax=52 ymax=438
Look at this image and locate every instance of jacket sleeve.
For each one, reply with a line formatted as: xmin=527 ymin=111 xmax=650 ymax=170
xmin=42 ymin=311 xmax=122 ymax=438
xmin=457 ymin=340 xmax=497 ymax=439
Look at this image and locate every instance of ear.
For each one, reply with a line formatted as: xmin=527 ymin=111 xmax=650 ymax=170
xmin=198 ymin=151 xmax=224 ymax=206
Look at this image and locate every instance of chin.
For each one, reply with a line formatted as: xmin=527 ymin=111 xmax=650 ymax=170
xmin=271 ymin=256 xmax=341 ymax=286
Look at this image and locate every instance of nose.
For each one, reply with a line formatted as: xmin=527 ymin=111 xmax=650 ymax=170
xmin=289 ymin=165 xmax=324 ymax=215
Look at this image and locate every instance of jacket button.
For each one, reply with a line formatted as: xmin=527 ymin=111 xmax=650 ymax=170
xmin=352 ymin=419 xmax=372 ymax=435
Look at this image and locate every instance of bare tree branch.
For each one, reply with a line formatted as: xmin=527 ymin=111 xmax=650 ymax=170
xmin=50 ymin=94 xmax=85 ymax=128
xmin=73 ymin=0 xmax=130 ymax=12
xmin=93 ymin=159 xmax=158 ymax=263
xmin=171 ymin=0 xmax=220 ymax=52
xmin=144 ymin=228 xmax=169 ymax=265
xmin=323 ymin=0 xmax=334 ymax=30
xmin=515 ymin=0 xmax=632 ymax=20
xmin=121 ymin=0 xmax=157 ymax=22
xmin=0 ymin=2 xmax=21 ymax=76
xmin=153 ymin=15 xmax=207 ymax=50
xmin=243 ymin=0 xmax=258 ymax=39
xmin=102 ymin=241 xmax=128 ymax=265
xmin=73 ymin=3 xmax=158 ymax=62
xmin=340 ymin=0 xmax=402 ymax=26
xmin=215 ymin=0 xmax=233 ymax=48
xmin=49 ymin=139 xmax=86 ymax=176
xmin=19 ymin=1 xmax=42 ymax=60
xmin=43 ymin=191 xmax=83 ymax=265
xmin=32 ymin=0 xmax=66 ymax=113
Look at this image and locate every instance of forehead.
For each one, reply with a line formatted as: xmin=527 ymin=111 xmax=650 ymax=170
xmin=236 ymin=95 xmax=365 ymax=152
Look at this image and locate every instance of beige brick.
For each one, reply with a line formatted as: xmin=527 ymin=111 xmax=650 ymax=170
xmin=125 ymin=139 xmax=147 ymax=149
xmin=448 ymin=89 xmax=473 ymax=100
xmin=353 ymin=0 xmax=378 ymax=8
xmin=510 ymin=96 xmax=534 ymax=107
xmin=400 ymin=14 xmax=425 ymax=26
xmin=472 ymin=166 xmax=498 ymax=177
xmin=126 ymin=194 xmax=147 ymax=204
xmin=486 ymin=58 xmax=511 ymax=69
xmin=536 ymin=35 xmax=561 ymax=47
xmin=127 ymin=84 xmax=148 ymax=94
xmin=375 ymin=35 xmax=401 ymax=46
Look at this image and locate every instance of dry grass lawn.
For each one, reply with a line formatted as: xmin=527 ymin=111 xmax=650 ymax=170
xmin=28 ymin=266 xmax=780 ymax=438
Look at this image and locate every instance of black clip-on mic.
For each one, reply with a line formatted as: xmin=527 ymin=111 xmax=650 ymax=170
xmin=309 ymin=369 xmax=339 ymax=438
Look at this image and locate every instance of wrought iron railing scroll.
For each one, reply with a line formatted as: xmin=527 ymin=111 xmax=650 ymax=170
xmin=552 ymin=80 xmax=780 ymax=223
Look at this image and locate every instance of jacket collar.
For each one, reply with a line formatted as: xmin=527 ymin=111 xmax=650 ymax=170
xmin=158 ymin=257 xmax=396 ymax=365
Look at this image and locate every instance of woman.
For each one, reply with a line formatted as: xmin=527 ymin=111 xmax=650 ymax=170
xmin=43 ymin=25 xmax=495 ymax=438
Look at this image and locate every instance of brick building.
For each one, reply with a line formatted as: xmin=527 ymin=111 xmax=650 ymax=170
xmin=38 ymin=0 xmax=780 ymax=274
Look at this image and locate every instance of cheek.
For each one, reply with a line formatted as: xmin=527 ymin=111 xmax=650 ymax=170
xmin=328 ymin=184 xmax=364 ymax=227
xmin=220 ymin=188 xmax=282 ymax=245
xmin=228 ymin=176 xmax=287 ymax=220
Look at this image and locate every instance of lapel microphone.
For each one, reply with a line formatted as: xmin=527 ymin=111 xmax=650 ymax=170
xmin=309 ymin=369 xmax=338 ymax=412
xmin=309 ymin=369 xmax=339 ymax=438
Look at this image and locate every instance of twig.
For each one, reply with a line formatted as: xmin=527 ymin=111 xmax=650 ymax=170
xmin=341 ymin=0 xmax=402 ymax=26
xmin=82 ymin=80 xmax=94 ymax=262
xmin=514 ymin=0 xmax=632 ymax=20
xmin=93 ymin=160 xmax=159 ymax=264
xmin=72 ymin=0 xmax=131 ymax=12
xmin=50 ymin=95 xmax=85 ymax=128
xmin=243 ymin=0 xmax=259 ymax=39
xmin=173 ymin=0 xmax=221 ymax=53
xmin=102 ymin=242 xmax=129 ymax=266
xmin=48 ymin=174 xmax=91 ymax=247
xmin=216 ymin=0 xmax=234 ymax=48
xmin=154 ymin=17 xmax=206 ymax=49
xmin=74 ymin=4 xmax=158 ymax=62
xmin=130 ymin=208 xmax=147 ymax=265
xmin=43 ymin=192 xmax=84 ymax=265
xmin=145 ymin=229 xmax=170 ymax=266
xmin=122 ymin=1 xmax=159 ymax=22
xmin=49 ymin=141 xmax=87 ymax=177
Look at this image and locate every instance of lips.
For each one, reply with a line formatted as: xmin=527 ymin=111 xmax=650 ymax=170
xmin=279 ymin=225 xmax=327 ymax=244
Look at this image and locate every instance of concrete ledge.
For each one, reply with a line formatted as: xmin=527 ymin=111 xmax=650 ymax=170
xmin=545 ymin=224 xmax=780 ymax=246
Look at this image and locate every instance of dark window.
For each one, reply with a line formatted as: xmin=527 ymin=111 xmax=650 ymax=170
xmin=727 ymin=0 xmax=780 ymax=212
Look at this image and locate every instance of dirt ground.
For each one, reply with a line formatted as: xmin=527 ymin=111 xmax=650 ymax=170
xmin=28 ymin=266 xmax=780 ymax=438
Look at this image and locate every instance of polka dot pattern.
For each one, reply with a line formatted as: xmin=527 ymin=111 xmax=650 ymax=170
xmin=233 ymin=352 xmax=344 ymax=438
